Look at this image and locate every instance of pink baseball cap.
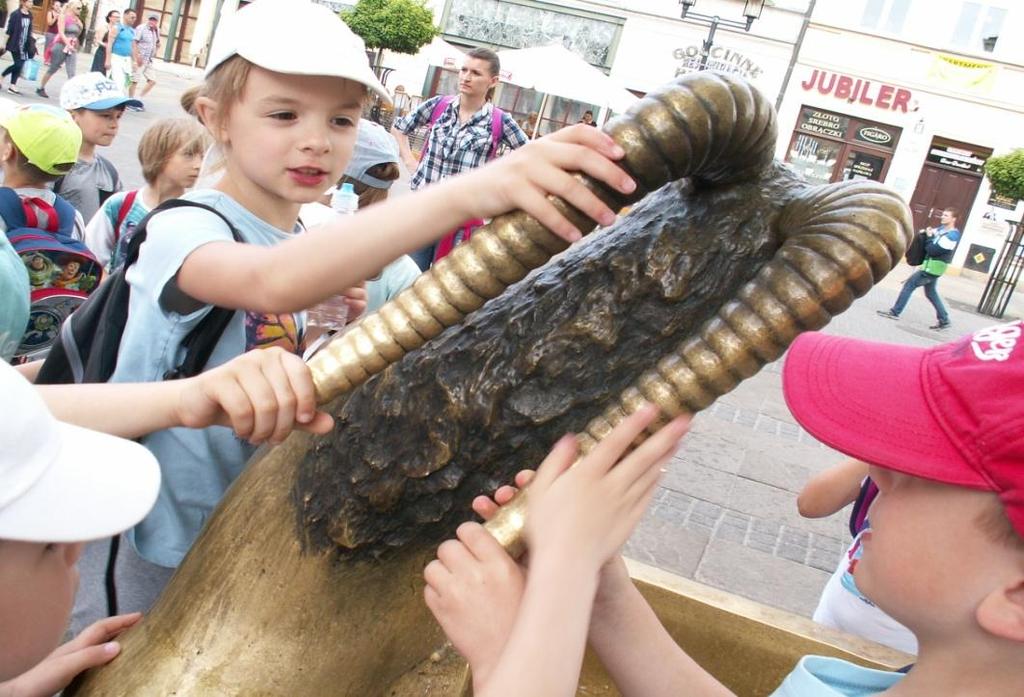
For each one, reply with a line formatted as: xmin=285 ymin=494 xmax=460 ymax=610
xmin=783 ymin=321 xmax=1024 ymax=538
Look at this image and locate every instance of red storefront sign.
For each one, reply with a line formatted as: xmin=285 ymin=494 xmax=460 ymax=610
xmin=800 ymin=69 xmax=912 ymax=113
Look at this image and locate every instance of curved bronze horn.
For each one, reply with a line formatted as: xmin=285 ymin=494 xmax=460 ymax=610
xmin=485 ymin=181 xmax=911 ymax=556
xmin=307 ymin=71 xmax=777 ymax=403
xmin=67 ymin=73 xmax=910 ymax=696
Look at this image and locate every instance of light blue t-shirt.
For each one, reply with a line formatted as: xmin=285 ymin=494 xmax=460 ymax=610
xmin=112 ymin=190 xmax=306 ymax=568
xmin=770 ymin=656 xmax=903 ymax=697
xmin=111 ymin=24 xmax=136 ymax=57
xmin=0 ymin=233 xmax=29 ymax=361
xmin=365 ymin=255 xmax=420 ymax=313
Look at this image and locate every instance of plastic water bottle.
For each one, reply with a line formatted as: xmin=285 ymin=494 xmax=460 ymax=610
xmin=330 ymin=182 xmax=359 ymax=215
xmin=308 ymin=184 xmax=360 ymax=338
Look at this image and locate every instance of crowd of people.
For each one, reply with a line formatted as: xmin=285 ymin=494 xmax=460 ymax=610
xmin=0 ymin=1 xmax=158 ymax=106
xmin=1 ymin=1 xmax=1022 ymax=696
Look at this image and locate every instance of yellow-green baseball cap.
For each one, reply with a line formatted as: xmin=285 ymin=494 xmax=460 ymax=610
xmin=0 ymin=103 xmax=82 ymax=176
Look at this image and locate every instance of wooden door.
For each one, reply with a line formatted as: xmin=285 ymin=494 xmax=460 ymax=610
xmin=909 ymin=165 xmax=981 ymax=232
xmin=31 ymin=0 xmax=51 ymax=33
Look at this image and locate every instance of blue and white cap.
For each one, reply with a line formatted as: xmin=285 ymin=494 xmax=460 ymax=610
xmin=345 ymin=121 xmax=400 ymax=189
xmin=59 ymin=73 xmax=144 ymax=111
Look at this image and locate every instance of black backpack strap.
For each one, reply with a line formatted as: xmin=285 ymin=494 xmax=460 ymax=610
xmin=137 ymin=199 xmax=244 ymax=381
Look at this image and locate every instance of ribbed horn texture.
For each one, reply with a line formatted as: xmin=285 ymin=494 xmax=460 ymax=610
xmin=308 ymin=72 xmax=777 ymax=403
xmin=484 ymin=182 xmax=912 ymax=557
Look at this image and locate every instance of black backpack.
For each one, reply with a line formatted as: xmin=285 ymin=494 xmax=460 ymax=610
xmin=36 ymin=200 xmax=242 ymax=385
xmin=904 ymin=230 xmax=928 ymax=266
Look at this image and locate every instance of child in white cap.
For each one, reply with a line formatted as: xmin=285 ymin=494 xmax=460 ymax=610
xmin=0 ymin=345 xmax=332 ymax=695
xmin=71 ymin=0 xmax=636 ymax=632
xmin=56 ymin=73 xmax=142 ymax=224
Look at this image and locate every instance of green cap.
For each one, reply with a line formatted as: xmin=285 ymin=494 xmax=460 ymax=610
xmin=0 ymin=103 xmax=82 ymax=176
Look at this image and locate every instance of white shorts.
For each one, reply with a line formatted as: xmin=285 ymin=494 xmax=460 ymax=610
xmin=812 ymin=550 xmax=918 ymax=655
xmin=108 ymin=53 xmax=132 ymax=91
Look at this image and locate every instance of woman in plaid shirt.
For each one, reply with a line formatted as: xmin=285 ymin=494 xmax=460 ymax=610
xmin=392 ymin=48 xmax=528 ymax=267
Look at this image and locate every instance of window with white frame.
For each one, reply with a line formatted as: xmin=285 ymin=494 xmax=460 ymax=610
xmin=860 ymin=0 xmax=912 ymax=34
xmin=951 ymin=2 xmax=1007 ymax=52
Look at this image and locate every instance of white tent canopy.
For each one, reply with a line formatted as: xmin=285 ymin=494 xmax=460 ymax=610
xmin=496 ymin=44 xmax=638 ymax=115
xmin=386 ymin=37 xmax=466 ymax=98
xmin=420 ymin=37 xmax=467 ymax=68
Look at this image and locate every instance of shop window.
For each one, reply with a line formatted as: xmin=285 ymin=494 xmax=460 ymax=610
xmin=951 ymin=2 xmax=1006 ymax=52
xmin=786 ymin=106 xmax=901 ymax=186
xmin=788 ymin=134 xmax=842 ymax=186
xmin=860 ymin=0 xmax=911 ymax=34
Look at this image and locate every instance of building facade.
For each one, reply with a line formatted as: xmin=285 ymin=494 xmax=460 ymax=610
xmin=776 ymin=0 xmax=1024 ymax=276
xmin=381 ymin=0 xmax=811 ymax=135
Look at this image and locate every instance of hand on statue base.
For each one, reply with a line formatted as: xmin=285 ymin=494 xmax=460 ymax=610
xmin=423 ymin=522 xmax=525 ymax=687
xmin=0 ymin=613 xmax=141 ymax=697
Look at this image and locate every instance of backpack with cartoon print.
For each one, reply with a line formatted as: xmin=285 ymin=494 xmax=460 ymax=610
xmin=0 ymin=187 xmax=101 ymax=362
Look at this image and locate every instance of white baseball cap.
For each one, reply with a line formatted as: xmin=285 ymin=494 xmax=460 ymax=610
xmin=205 ymin=0 xmax=391 ymax=104
xmin=0 ymin=363 xmax=160 ymax=543
xmin=345 ymin=120 xmax=400 ymax=189
xmin=60 ymin=72 xmax=144 ymax=111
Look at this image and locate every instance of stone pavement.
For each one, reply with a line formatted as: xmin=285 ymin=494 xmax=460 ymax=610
xmin=5 ymin=51 xmax=1021 ymax=619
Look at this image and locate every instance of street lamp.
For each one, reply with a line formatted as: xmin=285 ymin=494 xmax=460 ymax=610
xmin=679 ymin=0 xmax=765 ymax=70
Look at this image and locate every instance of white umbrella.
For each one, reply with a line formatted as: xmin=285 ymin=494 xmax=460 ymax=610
xmin=420 ymin=36 xmax=466 ymax=69
xmin=497 ymin=44 xmax=637 ymax=136
xmin=387 ymin=38 xmax=465 ymax=98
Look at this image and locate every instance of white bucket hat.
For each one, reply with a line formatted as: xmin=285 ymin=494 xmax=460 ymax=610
xmin=205 ymin=0 xmax=391 ymax=104
xmin=0 ymin=363 xmax=160 ymax=543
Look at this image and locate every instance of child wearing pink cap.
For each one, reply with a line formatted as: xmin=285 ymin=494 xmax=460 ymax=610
xmin=426 ymin=321 xmax=1024 ymax=696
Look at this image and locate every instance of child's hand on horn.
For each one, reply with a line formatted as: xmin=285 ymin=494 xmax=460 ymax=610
xmin=424 ymin=404 xmax=690 ymax=695
xmin=524 ymin=404 xmax=689 ymax=574
xmin=444 ymin=124 xmax=637 ymax=244
xmin=177 ymin=347 xmax=334 ymax=445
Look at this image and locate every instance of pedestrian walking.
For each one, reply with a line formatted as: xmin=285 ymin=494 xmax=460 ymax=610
xmin=35 ymin=0 xmax=84 ymax=99
xmin=42 ymin=0 xmax=62 ymax=56
xmin=391 ymin=48 xmax=529 ymax=269
xmin=128 ymin=14 xmax=160 ymax=108
xmin=1 ymin=0 xmax=36 ymax=95
xmin=90 ymin=10 xmax=121 ymax=76
xmin=877 ymin=207 xmax=961 ymax=330
xmin=105 ymin=8 xmax=137 ymax=94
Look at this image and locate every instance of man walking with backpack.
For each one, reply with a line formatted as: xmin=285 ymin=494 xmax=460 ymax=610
xmin=392 ymin=48 xmax=528 ymax=269
xmin=877 ymin=207 xmax=961 ymax=330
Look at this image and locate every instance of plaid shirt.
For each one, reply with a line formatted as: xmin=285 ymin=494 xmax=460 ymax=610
xmin=394 ymin=96 xmax=529 ymax=191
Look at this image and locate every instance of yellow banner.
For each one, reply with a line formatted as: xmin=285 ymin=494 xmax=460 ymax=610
xmin=927 ymin=53 xmax=998 ymax=92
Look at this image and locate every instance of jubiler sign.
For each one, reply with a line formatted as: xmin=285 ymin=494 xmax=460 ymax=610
xmin=801 ymin=69 xmax=913 ymax=113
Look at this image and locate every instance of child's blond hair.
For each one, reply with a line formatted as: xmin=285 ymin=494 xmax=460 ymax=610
xmin=138 ymin=118 xmax=210 ymax=185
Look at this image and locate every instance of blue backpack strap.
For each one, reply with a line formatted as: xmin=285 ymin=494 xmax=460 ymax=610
xmin=51 ymin=194 xmax=77 ymax=237
xmin=0 ymin=187 xmax=27 ymax=235
xmin=848 ymin=477 xmax=878 ymax=537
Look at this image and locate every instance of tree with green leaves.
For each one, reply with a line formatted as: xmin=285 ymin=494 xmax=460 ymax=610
xmin=342 ymin=0 xmax=437 ymax=74
xmin=984 ymin=149 xmax=1024 ymax=202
